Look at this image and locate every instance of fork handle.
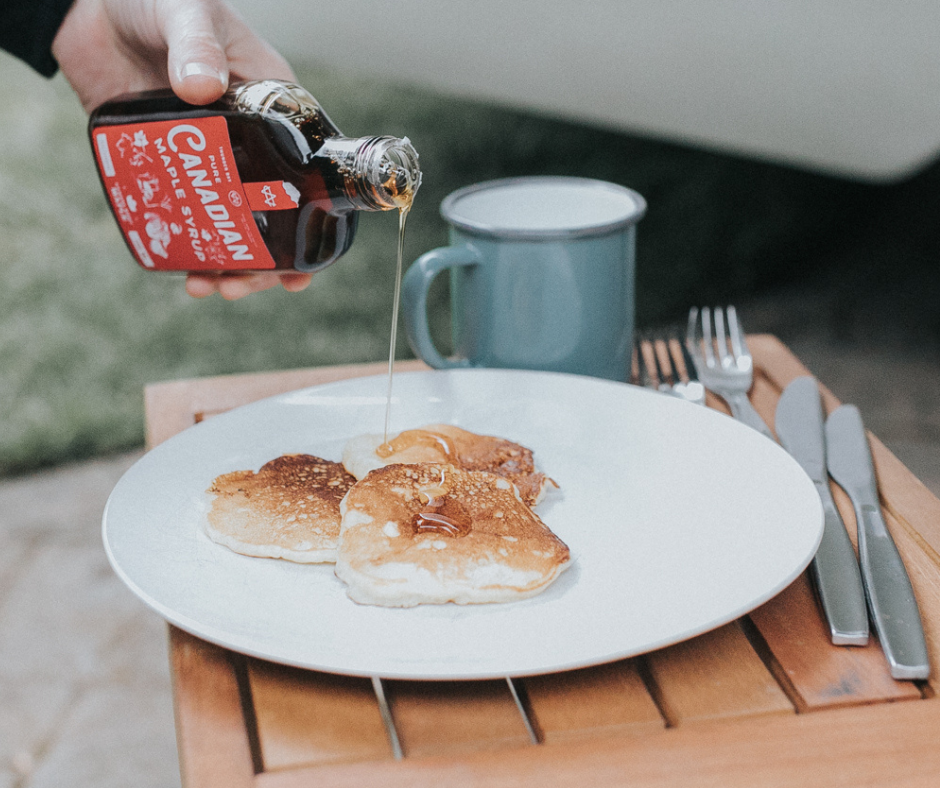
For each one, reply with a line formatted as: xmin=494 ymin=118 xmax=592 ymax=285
xmin=725 ymin=392 xmax=776 ymax=441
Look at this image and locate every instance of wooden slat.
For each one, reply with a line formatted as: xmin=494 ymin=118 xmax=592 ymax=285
xmin=253 ymin=697 xmax=940 ymax=788
xmin=748 ymin=335 xmax=816 ymax=391
xmin=870 ymin=431 xmax=940 ymax=567
xmin=643 ymin=621 xmax=793 ymax=725
xmin=850 ymin=463 xmax=940 ymax=695
xmin=170 ymin=626 xmax=256 ymax=788
xmin=748 ymin=572 xmax=920 ymax=710
xmin=144 ymin=360 xmax=428 ymax=447
xmin=383 ymin=680 xmax=533 ymax=758
xmin=247 ymin=659 xmax=392 ymax=771
xmin=828 ymin=479 xmax=859 ymax=543
xmin=883 ymin=511 xmax=940 ymax=697
xmin=522 ymin=659 xmax=664 ymax=743
xmin=866 ymin=433 xmax=940 ymax=696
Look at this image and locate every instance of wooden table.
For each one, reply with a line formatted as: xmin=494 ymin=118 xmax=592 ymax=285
xmin=144 ymin=336 xmax=940 ymax=788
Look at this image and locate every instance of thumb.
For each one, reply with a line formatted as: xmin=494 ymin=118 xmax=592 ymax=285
xmin=160 ymin=0 xmax=230 ymax=105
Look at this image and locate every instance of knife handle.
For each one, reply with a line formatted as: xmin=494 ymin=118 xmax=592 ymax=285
xmin=856 ymin=503 xmax=930 ymax=679
xmin=724 ymin=392 xmax=776 ymax=441
xmin=813 ymin=490 xmax=869 ymax=645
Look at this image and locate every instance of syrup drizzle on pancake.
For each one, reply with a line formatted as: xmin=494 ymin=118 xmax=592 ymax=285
xmin=411 ymin=465 xmax=472 ymax=537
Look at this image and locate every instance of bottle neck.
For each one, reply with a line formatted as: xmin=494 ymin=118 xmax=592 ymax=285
xmin=317 ymin=135 xmax=421 ymax=211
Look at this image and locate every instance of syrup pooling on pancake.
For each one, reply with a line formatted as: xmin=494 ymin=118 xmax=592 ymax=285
xmin=335 ymin=462 xmax=570 ymax=607
xmin=411 ymin=464 xmax=472 ymax=537
xmin=378 ymin=428 xmax=456 ymax=461
xmin=343 ymin=424 xmax=556 ymax=506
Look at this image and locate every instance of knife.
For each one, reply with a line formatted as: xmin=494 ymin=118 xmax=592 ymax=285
xmin=775 ymin=377 xmax=869 ymax=645
xmin=825 ymin=404 xmax=930 ymax=679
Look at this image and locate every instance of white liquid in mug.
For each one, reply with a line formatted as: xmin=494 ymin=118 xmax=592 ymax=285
xmin=446 ymin=180 xmax=641 ymax=235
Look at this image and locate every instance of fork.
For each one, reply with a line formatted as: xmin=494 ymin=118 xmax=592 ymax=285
xmin=686 ymin=306 xmax=775 ymax=439
xmin=635 ymin=331 xmax=706 ymax=405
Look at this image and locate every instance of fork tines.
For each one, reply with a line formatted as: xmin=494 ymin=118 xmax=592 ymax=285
xmin=686 ymin=305 xmax=750 ymax=373
xmin=633 ymin=330 xmax=705 ymax=405
xmin=687 ymin=305 xmax=775 ymax=437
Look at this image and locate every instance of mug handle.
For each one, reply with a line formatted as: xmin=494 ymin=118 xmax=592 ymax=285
xmin=402 ymin=245 xmax=481 ymax=369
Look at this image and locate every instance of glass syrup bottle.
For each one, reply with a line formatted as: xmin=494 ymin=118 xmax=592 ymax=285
xmin=88 ymin=80 xmax=421 ymax=274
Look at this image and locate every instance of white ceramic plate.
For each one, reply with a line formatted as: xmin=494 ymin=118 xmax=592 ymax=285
xmin=103 ymin=369 xmax=822 ymax=679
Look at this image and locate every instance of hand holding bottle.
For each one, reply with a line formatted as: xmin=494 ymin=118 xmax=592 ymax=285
xmin=52 ymin=0 xmax=312 ymax=299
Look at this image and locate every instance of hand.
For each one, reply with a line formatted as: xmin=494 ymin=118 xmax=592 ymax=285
xmin=184 ymin=271 xmax=314 ymax=300
xmin=52 ymin=0 xmax=313 ymax=299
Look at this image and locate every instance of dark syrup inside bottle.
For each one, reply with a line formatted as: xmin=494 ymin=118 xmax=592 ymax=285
xmin=89 ymin=80 xmax=420 ymax=273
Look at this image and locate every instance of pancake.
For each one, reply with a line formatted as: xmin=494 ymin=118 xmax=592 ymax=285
xmin=205 ymin=454 xmax=355 ymax=563
xmin=342 ymin=424 xmax=556 ymax=506
xmin=335 ymin=462 xmax=570 ymax=607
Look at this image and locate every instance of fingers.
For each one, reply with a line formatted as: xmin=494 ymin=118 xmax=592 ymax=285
xmin=159 ymin=0 xmax=295 ymax=104
xmin=185 ymin=273 xmax=272 ymax=300
xmin=185 ymin=273 xmax=313 ymax=300
xmin=159 ymin=0 xmax=230 ymax=104
xmin=280 ymin=273 xmax=314 ymax=292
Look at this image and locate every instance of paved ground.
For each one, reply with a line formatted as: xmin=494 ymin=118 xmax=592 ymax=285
xmin=2 ymin=325 xmax=939 ymax=788
xmin=0 ymin=451 xmax=179 ymax=788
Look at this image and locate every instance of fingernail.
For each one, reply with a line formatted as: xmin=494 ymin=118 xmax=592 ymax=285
xmin=179 ymin=62 xmax=226 ymax=83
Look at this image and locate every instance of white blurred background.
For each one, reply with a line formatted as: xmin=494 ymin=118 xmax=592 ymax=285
xmin=231 ymin=0 xmax=940 ymax=181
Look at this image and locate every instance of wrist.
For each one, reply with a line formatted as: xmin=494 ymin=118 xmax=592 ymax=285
xmin=0 ymin=0 xmax=77 ymax=77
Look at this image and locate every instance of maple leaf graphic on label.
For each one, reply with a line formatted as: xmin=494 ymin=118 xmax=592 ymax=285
xmin=243 ymin=181 xmax=301 ymax=211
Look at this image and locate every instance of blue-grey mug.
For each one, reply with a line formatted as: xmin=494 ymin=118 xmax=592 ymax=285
xmin=402 ymin=176 xmax=646 ymax=382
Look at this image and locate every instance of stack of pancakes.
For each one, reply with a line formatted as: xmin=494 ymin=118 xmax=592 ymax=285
xmin=204 ymin=424 xmax=570 ymax=607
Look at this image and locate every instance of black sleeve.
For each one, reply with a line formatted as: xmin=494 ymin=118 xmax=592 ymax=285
xmin=0 ymin=0 xmax=77 ymax=77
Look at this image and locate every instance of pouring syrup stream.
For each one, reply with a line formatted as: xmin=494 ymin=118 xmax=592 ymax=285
xmin=383 ymin=206 xmax=409 ymax=445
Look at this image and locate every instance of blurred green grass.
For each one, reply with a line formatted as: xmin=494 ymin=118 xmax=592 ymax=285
xmin=0 ymin=54 xmax=893 ymax=475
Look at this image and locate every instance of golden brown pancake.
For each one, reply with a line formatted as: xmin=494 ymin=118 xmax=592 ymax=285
xmin=342 ymin=423 xmax=556 ymax=506
xmin=205 ymin=454 xmax=355 ymax=563
xmin=335 ymin=462 xmax=570 ymax=607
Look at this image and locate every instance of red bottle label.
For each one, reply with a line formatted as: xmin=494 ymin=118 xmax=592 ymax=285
xmin=92 ymin=116 xmax=276 ymax=271
xmin=243 ymin=181 xmax=301 ymax=211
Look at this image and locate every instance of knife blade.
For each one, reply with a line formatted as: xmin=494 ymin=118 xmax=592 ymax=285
xmin=775 ymin=376 xmax=869 ymax=645
xmin=825 ymin=404 xmax=930 ymax=680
